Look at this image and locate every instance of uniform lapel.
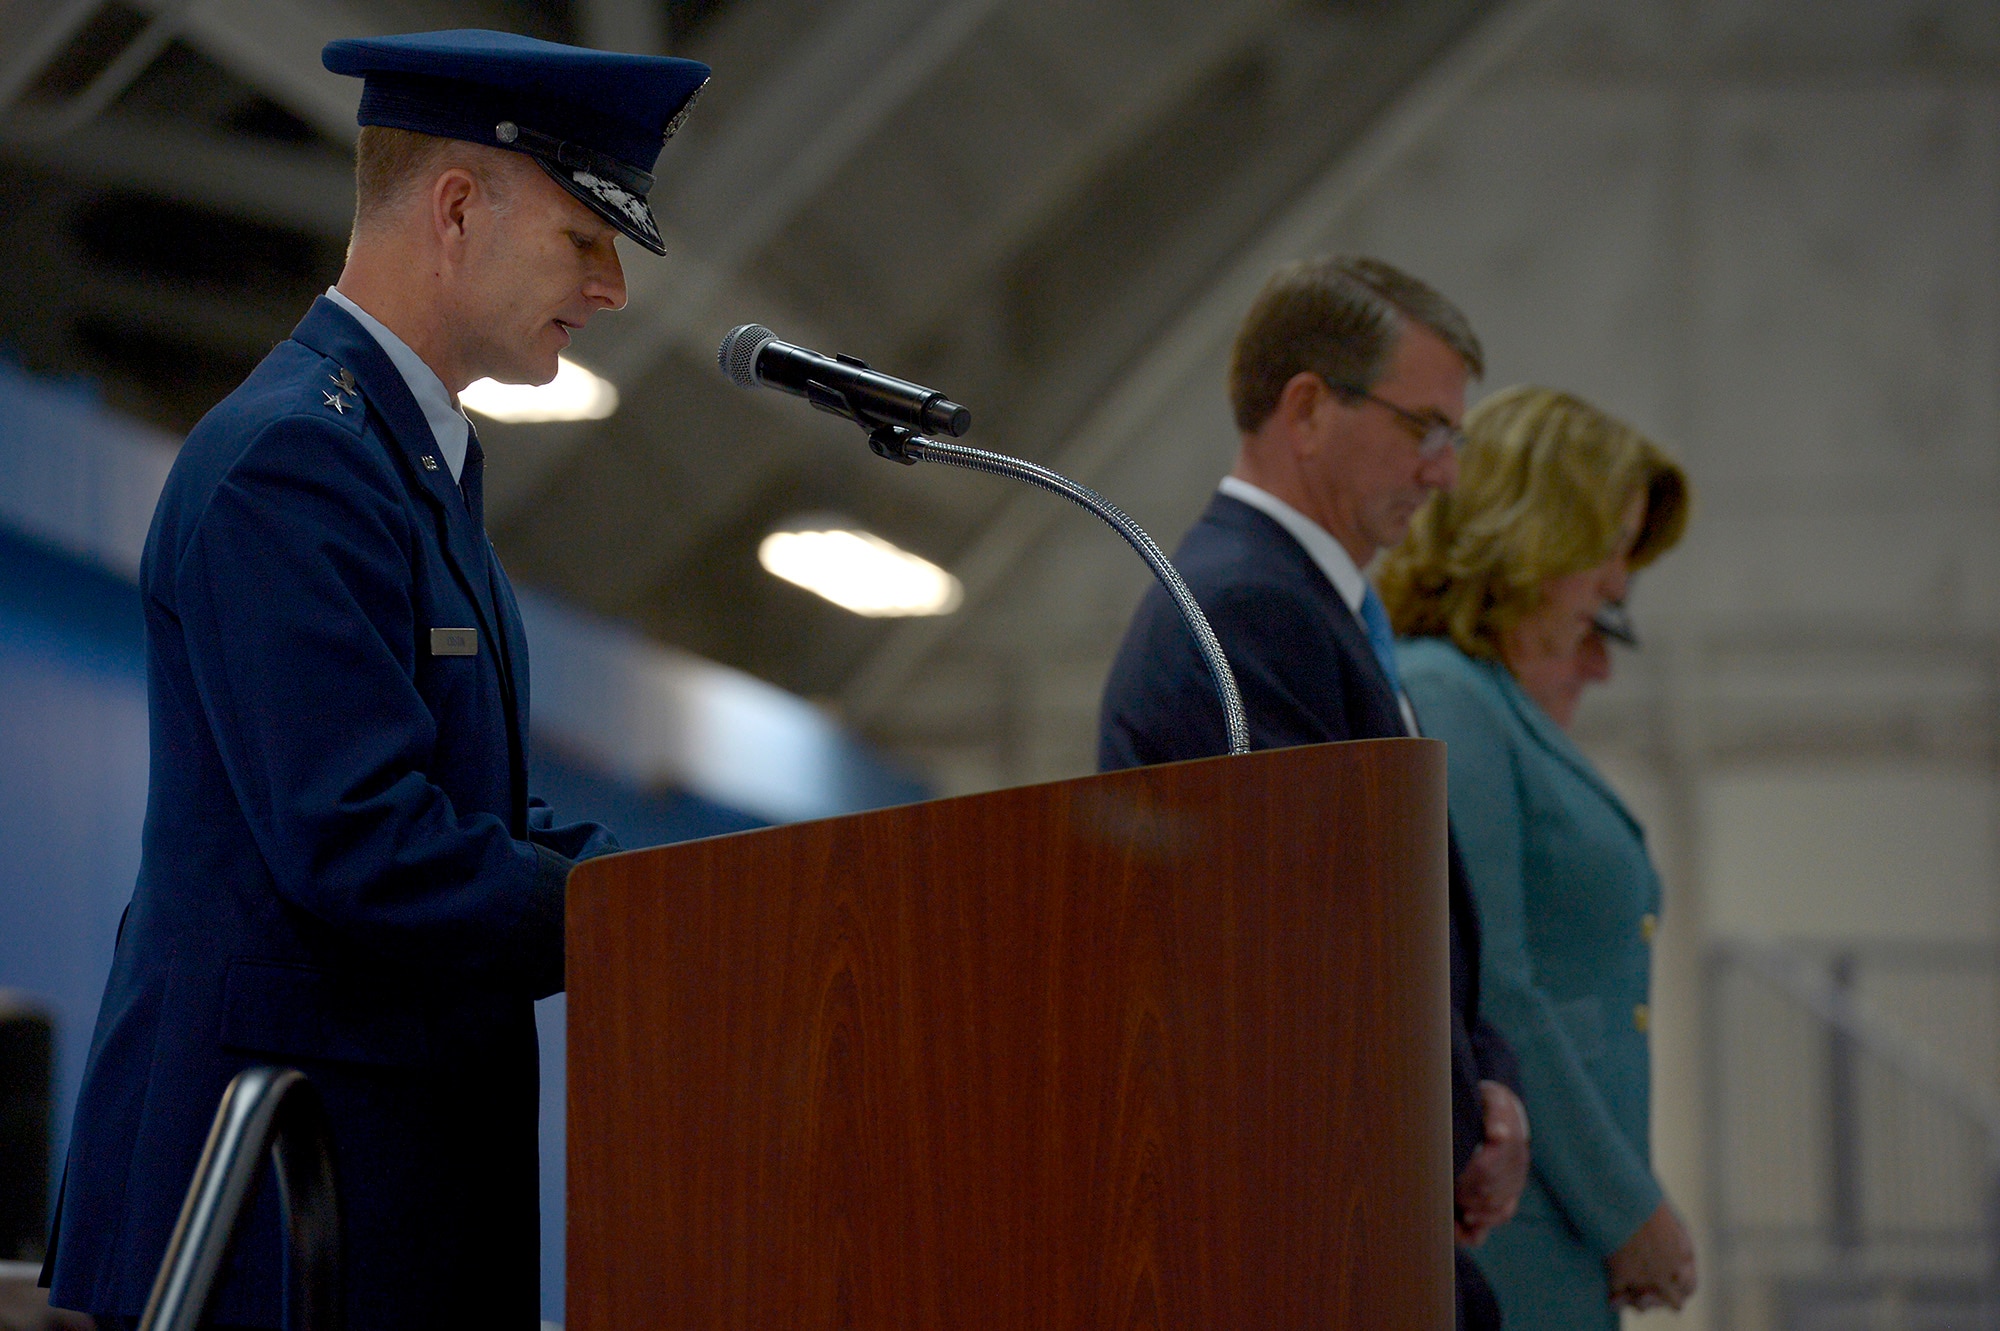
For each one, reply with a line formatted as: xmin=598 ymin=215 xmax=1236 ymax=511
xmin=457 ymin=433 xmax=526 ymax=794
xmin=486 ymin=551 xmax=533 ymax=832
xmin=290 ymin=298 xmax=531 ymax=829
xmin=289 ymin=299 xmax=508 ymax=683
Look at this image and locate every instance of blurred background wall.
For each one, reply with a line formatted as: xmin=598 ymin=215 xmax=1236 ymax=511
xmin=1 ymin=0 xmax=1996 ymax=1326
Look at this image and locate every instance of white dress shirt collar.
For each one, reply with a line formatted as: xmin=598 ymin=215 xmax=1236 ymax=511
xmin=324 ymin=287 xmax=471 ymax=483
xmin=1216 ymin=475 xmax=1419 ymax=736
xmin=1218 ymin=475 xmax=1367 ymax=613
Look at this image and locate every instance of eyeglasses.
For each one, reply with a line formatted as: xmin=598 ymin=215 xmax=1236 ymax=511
xmin=1592 ymin=600 xmax=1638 ymax=647
xmin=1323 ymin=378 xmax=1465 ymax=458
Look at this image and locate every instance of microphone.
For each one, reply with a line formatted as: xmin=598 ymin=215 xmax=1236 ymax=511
xmin=718 ymin=324 xmax=971 ymax=438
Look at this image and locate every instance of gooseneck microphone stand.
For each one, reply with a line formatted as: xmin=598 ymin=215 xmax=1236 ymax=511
xmin=864 ymin=422 xmax=1250 ymax=757
xmin=717 ymin=323 xmax=1249 ymax=757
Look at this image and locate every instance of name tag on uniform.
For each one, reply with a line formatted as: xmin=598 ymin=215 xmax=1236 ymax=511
xmin=430 ymin=627 xmax=478 ymax=656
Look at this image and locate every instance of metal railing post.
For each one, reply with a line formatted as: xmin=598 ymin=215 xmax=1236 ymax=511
xmin=1703 ymin=946 xmax=1735 ymax=1330
xmin=137 ymin=1066 xmax=341 ymax=1331
xmin=1828 ymin=951 xmax=1862 ymax=1258
xmin=1983 ymin=1164 xmax=2000 ymax=1330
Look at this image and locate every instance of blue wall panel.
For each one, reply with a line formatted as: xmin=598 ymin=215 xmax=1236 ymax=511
xmin=0 ymin=529 xmax=148 ymax=1190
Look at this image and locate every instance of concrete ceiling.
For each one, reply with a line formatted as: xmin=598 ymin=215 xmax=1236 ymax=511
xmin=0 ymin=0 xmax=1508 ymax=789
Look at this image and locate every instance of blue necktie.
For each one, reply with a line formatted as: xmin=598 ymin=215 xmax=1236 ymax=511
xmin=1358 ymin=584 xmax=1404 ymax=697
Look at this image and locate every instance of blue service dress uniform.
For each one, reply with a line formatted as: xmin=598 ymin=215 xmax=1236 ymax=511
xmin=48 ymin=295 xmax=617 ymax=1329
xmin=1397 ymin=637 xmax=1667 ymax=1331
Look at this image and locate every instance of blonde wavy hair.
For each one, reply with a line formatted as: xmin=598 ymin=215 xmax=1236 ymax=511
xmin=1378 ymin=386 xmax=1689 ymax=659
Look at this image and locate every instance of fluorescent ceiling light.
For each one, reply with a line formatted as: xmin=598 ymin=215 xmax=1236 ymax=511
xmin=758 ymin=522 xmax=962 ymax=617
xmin=460 ymin=357 xmax=619 ymax=423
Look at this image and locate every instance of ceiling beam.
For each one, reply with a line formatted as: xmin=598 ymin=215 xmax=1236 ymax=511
xmin=0 ymin=0 xmax=104 ymax=111
xmin=889 ymin=0 xmax=1288 ymax=342
xmin=157 ymin=0 xmax=374 ymax=145
xmin=594 ymin=0 xmax=1007 ymax=382
xmin=0 ymin=113 xmax=354 ymax=234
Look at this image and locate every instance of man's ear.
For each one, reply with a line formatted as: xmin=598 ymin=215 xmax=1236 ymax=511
xmin=1275 ymin=370 xmax=1336 ymax=443
xmin=431 ymin=167 xmax=479 ymax=252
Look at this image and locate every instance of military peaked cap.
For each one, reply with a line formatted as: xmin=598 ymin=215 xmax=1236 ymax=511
xmin=322 ymin=29 xmax=710 ymax=255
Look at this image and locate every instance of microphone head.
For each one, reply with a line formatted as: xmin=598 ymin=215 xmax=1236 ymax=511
xmin=718 ymin=324 xmax=777 ymax=387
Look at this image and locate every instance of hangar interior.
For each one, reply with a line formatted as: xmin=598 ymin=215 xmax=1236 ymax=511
xmin=3 ymin=0 xmax=2000 ymax=1327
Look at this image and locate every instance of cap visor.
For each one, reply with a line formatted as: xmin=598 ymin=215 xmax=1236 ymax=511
xmin=532 ymin=155 xmax=668 ymax=256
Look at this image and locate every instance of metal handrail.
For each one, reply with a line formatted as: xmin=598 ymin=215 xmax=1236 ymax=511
xmin=1719 ymin=941 xmax=2000 ymax=1146
xmin=1707 ymin=941 xmax=2000 ymax=1328
xmin=138 ymin=1066 xmax=341 ymax=1331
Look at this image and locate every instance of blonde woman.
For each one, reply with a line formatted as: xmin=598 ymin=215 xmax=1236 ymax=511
xmin=1380 ymin=387 xmax=1694 ymax=1328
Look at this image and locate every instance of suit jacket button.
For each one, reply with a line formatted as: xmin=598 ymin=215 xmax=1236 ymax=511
xmin=1634 ymin=1003 xmax=1650 ymax=1033
xmin=1641 ymin=913 xmax=1657 ymax=943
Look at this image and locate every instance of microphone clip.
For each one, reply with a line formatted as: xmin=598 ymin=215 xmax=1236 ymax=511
xmin=803 ymin=376 xmax=928 ymax=463
xmin=802 ymin=377 xmax=866 ymax=426
xmin=867 ymin=424 xmax=925 ymax=466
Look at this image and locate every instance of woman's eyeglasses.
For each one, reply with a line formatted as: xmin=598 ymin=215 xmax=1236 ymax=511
xmin=1592 ymin=601 xmax=1638 ymax=647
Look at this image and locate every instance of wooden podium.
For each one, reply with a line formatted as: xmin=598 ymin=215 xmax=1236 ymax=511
xmin=567 ymin=738 xmax=1452 ymax=1329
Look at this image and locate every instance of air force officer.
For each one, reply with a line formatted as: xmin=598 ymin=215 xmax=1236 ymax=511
xmin=47 ymin=31 xmax=709 ymax=1330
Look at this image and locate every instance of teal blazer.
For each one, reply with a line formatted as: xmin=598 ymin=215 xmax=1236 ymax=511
xmin=1398 ymin=638 xmax=1664 ymax=1324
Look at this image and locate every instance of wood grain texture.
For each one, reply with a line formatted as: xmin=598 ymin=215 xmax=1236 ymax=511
xmin=568 ymin=737 xmax=1451 ymax=1330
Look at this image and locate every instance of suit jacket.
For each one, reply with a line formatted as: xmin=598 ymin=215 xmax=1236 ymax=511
xmin=48 ymin=297 xmax=616 ymax=1329
xmin=1099 ymin=491 xmax=1519 ymax=1171
xmin=1398 ymin=639 xmax=1662 ymax=1266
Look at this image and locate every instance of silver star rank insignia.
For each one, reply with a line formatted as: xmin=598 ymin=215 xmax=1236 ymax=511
xmin=322 ymin=390 xmax=347 ymax=414
xmin=333 ymin=368 xmax=358 ymax=394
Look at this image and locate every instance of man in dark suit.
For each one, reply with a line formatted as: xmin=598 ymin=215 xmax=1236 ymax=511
xmin=1099 ymin=256 xmax=1528 ymax=1329
xmin=46 ymin=32 xmax=710 ymax=1330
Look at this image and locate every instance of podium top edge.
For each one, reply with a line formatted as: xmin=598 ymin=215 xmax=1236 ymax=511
xmin=567 ymin=737 xmax=1442 ymax=873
